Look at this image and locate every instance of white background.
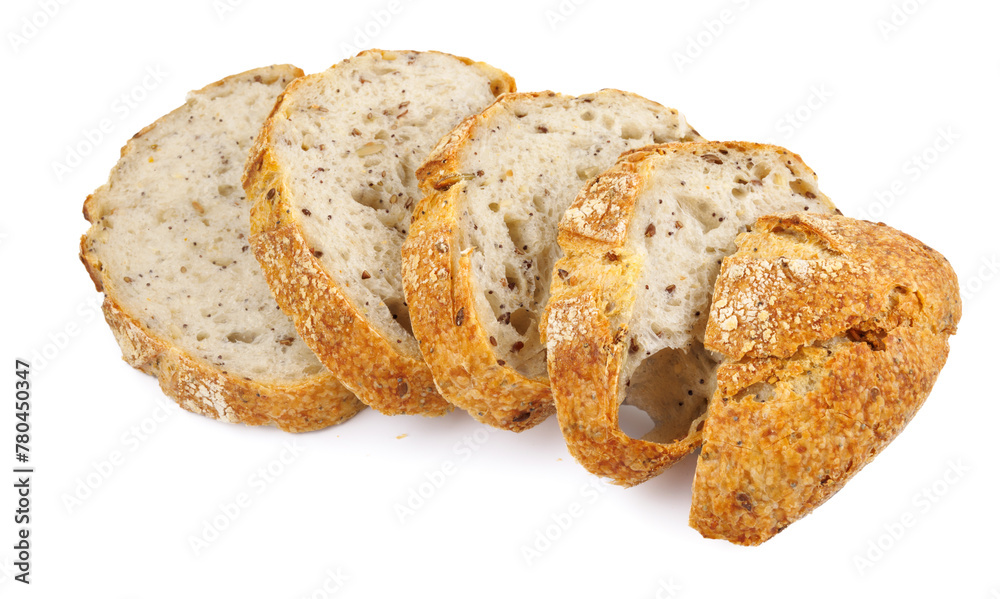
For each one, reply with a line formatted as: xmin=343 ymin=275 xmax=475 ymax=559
xmin=2 ymin=0 xmax=998 ymax=597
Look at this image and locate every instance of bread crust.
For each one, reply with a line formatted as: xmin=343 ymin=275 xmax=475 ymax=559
xmin=543 ymin=151 xmax=698 ymax=485
xmin=406 ymin=92 xmax=564 ymax=430
xmin=405 ymin=91 xmax=699 ymax=431
xmin=99 ymin=297 xmax=364 ymax=432
xmin=543 ymin=142 xmax=839 ymax=486
xmin=244 ymin=50 xmax=514 ymax=416
xmin=403 ymin=182 xmax=554 ymax=430
xmin=81 ymin=65 xmax=365 ymax=432
xmin=689 ymin=213 xmax=961 ymax=544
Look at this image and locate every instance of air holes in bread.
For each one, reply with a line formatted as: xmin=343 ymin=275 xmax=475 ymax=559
xmin=623 ymin=344 xmax=718 ymax=444
xmin=752 ymin=163 xmax=772 ymax=180
xmin=618 ymin=404 xmax=655 ymax=439
xmin=351 ymin=187 xmax=383 ymax=211
xmin=789 ymin=178 xmax=818 ymax=198
xmin=226 ymin=331 xmax=258 ymax=344
xmin=677 ymin=195 xmax=723 ymax=234
xmin=621 ymin=122 xmax=644 ymax=140
xmin=384 ymin=297 xmax=413 ymax=337
xmin=510 ymin=308 xmax=531 ymax=336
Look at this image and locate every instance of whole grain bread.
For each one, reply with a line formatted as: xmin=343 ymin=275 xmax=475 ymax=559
xmin=403 ymin=90 xmax=702 ymax=431
xmin=80 ymin=65 xmax=365 ymax=432
xmin=244 ymin=50 xmax=514 ymax=417
xmin=542 ymin=142 xmax=839 ymax=485
xmin=689 ymin=213 xmax=961 ymax=545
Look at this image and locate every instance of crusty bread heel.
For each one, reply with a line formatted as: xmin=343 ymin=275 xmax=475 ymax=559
xmin=690 ymin=213 xmax=961 ymax=544
xmin=542 ymin=142 xmax=839 ymax=485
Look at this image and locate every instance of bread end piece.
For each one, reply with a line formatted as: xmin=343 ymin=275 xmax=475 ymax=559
xmin=689 ymin=213 xmax=961 ymax=544
xmin=545 ymin=142 xmax=839 ymax=486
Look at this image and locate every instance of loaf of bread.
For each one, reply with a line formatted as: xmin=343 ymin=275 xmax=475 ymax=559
xmin=244 ymin=50 xmax=514 ymax=417
xmin=542 ymin=142 xmax=839 ymax=485
xmin=403 ymin=90 xmax=702 ymax=431
xmin=80 ymin=65 xmax=365 ymax=432
xmin=690 ymin=212 xmax=961 ymax=544
xmin=78 ymin=49 xmax=962 ymax=547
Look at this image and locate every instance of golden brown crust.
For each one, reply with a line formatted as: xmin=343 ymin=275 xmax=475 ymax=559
xmin=405 ymin=92 xmax=566 ymax=430
xmin=544 ymin=154 xmax=699 ymax=485
xmin=415 ymin=91 xmax=553 ymax=194
xmin=406 ymin=91 xmax=695 ymax=431
xmin=79 ymin=230 xmax=104 ymax=292
xmin=100 ymin=298 xmax=363 ymax=432
xmin=689 ymin=213 xmax=961 ymax=544
xmin=81 ymin=65 xmax=365 ymax=432
xmin=244 ymin=146 xmax=451 ymax=416
xmin=242 ymin=50 xmax=513 ymax=416
xmin=248 ymin=218 xmax=450 ymax=416
xmin=545 ymin=292 xmax=702 ymax=485
xmin=350 ymin=49 xmax=515 ymax=98
xmin=704 ymin=213 xmax=960 ymax=361
xmin=544 ymin=142 xmax=841 ymax=486
xmin=403 ymin=185 xmax=553 ymax=430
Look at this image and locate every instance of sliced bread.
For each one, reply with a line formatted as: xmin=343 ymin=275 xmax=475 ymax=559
xmin=402 ymin=90 xmax=702 ymax=431
xmin=243 ymin=50 xmax=514 ymax=416
xmin=542 ymin=142 xmax=839 ymax=485
xmin=80 ymin=65 xmax=365 ymax=432
xmin=690 ymin=213 xmax=960 ymax=544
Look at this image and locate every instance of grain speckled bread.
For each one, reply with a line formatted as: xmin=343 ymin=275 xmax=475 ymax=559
xmin=403 ymin=90 xmax=702 ymax=431
xmin=80 ymin=65 xmax=365 ymax=432
xmin=690 ymin=213 xmax=961 ymax=545
xmin=542 ymin=142 xmax=839 ymax=485
xmin=244 ymin=50 xmax=514 ymax=416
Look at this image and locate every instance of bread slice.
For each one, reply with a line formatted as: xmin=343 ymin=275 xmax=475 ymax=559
xmin=690 ymin=213 xmax=961 ymax=545
xmin=80 ymin=65 xmax=364 ymax=432
xmin=244 ymin=50 xmax=514 ymax=416
xmin=542 ymin=142 xmax=839 ymax=485
xmin=402 ymin=90 xmax=702 ymax=431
